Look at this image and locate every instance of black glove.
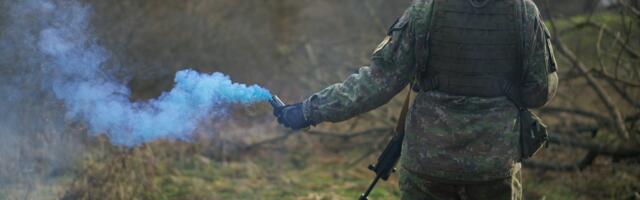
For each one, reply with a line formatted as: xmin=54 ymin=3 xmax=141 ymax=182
xmin=274 ymin=103 xmax=313 ymax=130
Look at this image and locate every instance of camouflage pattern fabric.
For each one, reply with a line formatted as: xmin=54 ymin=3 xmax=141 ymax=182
xmin=398 ymin=166 xmax=522 ymax=200
xmin=520 ymin=0 xmax=559 ymax=108
xmin=302 ymin=0 xmax=557 ymax=183
xmin=401 ymin=90 xmax=520 ymax=181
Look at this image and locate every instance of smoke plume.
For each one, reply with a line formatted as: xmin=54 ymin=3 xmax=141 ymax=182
xmin=2 ymin=0 xmax=272 ymax=147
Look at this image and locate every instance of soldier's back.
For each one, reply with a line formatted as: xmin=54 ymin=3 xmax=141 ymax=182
xmin=403 ymin=0 xmax=524 ymax=182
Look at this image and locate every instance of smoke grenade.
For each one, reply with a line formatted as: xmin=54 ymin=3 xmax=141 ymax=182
xmin=2 ymin=0 xmax=272 ymax=147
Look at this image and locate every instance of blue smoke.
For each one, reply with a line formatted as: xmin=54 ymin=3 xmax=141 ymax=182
xmin=6 ymin=0 xmax=272 ymax=146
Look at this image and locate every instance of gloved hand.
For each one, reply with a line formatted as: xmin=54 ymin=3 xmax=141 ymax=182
xmin=274 ymin=103 xmax=313 ymax=130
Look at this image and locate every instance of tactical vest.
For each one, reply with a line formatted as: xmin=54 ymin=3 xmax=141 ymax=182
xmin=418 ymin=0 xmax=523 ymax=97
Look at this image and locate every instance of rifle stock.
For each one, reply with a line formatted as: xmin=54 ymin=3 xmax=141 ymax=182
xmin=359 ymin=132 xmax=404 ymax=200
xmin=359 ymin=89 xmax=412 ymax=200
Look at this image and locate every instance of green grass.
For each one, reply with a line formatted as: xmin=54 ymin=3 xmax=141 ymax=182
xmin=524 ymin=173 xmax=580 ymax=200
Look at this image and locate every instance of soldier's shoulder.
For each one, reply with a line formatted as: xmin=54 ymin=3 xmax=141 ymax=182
xmin=522 ymin=0 xmax=542 ymax=19
xmin=411 ymin=0 xmax=434 ymax=6
xmin=521 ymin=0 xmax=550 ymax=36
xmin=410 ymin=0 xmax=435 ymax=12
xmin=403 ymin=0 xmax=434 ymax=22
xmin=392 ymin=0 xmax=433 ymax=28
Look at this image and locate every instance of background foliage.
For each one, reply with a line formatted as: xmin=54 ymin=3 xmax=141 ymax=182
xmin=0 ymin=0 xmax=638 ymax=199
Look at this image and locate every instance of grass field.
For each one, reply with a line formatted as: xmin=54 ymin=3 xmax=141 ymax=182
xmin=1 ymin=4 xmax=638 ymax=200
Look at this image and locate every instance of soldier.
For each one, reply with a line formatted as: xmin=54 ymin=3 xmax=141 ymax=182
xmin=274 ymin=0 xmax=558 ymax=199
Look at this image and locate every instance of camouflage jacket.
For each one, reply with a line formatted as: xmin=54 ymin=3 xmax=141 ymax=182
xmin=302 ymin=0 xmax=558 ymax=182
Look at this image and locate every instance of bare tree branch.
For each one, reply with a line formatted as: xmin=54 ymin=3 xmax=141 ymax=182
xmin=548 ymin=133 xmax=640 ymax=157
xmin=554 ymin=123 xmax=600 ymax=134
xmin=305 ymin=127 xmax=392 ymax=140
xmin=523 ymin=151 xmax=598 ymax=172
xmin=603 ymin=77 xmax=640 ymax=108
xmin=593 ymin=25 xmax=640 ymax=107
xmin=524 ymin=131 xmax=640 ymax=172
xmin=540 ymin=107 xmax=610 ymax=122
xmin=553 ymin=38 xmax=631 ymax=139
xmin=592 ymin=70 xmax=640 ymax=88
xmin=570 ymin=21 xmax=640 ymax=59
xmin=620 ymin=0 xmax=640 ymax=19
xmin=243 ymin=130 xmax=297 ymax=151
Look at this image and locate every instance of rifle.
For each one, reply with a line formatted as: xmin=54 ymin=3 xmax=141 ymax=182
xmin=270 ymin=92 xmax=411 ymax=200
xmin=359 ymin=90 xmax=412 ymax=200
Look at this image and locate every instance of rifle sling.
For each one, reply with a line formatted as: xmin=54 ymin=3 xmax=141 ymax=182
xmin=395 ymin=88 xmax=412 ymax=135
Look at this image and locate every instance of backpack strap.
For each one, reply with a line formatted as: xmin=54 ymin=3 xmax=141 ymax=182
xmin=395 ymin=87 xmax=413 ymax=134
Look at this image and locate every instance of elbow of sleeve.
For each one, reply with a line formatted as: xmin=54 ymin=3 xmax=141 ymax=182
xmin=522 ymin=72 xmax=559 ymax=108
xmin=520 ymin=83 xmax=550 ymax=108
xmin=547 ymin=72 xmax=559 ymax=99
xmin=523 ymin=95 xmax=548 ymax=109
xmin=521 ymin=87 xmax=551 ymax=109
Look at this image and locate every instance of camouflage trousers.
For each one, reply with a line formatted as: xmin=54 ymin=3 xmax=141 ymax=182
xmin=399 ymin=167 xmax=522 ymax=200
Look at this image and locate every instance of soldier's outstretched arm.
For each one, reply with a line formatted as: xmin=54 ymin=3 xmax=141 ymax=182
xmin=273 ymin=2 xmax=433 ymax=129
xmin=520 ymin=0 xmax=559 ymax=108
xmin=298 ymin=5 xmax=433 ymax=125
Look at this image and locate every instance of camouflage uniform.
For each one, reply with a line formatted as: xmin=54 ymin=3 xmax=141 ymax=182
xmin=302 ymin=0 xmax=558 ymax=199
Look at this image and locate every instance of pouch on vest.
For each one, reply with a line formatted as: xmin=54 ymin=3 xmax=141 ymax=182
xmin=518 ymin=107 xmax=548 ymax=159
xmin=514 ymin=0 xmax=549 ymax=160
xmin=504 ymin=82 xmax=549 ymax=160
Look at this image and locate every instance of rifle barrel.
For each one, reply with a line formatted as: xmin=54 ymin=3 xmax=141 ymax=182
xmin=359 ymin=175 xmax=381 ymax=200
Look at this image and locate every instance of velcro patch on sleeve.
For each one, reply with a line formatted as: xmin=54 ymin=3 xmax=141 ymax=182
xmin=387 ymin=15 xmax=409 ymax=36
xmin=373 ymin=36 xmax=391 ymax=54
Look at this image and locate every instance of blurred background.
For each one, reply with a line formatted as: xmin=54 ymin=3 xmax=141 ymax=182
xmin=0 ymin=0 xmax=638 ymax=199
